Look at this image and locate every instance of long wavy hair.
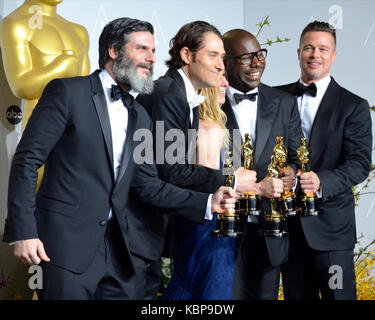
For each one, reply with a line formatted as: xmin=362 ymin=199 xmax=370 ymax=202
xmin=198 ymin=84 xmax=229 ymax=147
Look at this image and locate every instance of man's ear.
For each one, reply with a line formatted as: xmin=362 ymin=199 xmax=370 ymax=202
xmin=108 ymin=47 xmax=119 ymax=60
xmin=332 ymin=50 xmax=337 ymax=63
xmin=180 ymin=47 xmax=192 ymax=65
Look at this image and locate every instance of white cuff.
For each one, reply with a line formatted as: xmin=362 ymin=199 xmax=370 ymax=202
xmin=291 ymin=177 xmax=298 ymax=192
xmin=316 ymin=186 xmax=322 ymax=198
xmin=205 ymin=194 xmax=213 ymax=220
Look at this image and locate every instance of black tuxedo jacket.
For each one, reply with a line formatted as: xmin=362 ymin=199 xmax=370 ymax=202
xmin=222 ymin=83 xmax=303 ymax=266
xmin=137 ymin=69 xmax=225 ymax=192
xmin=276 ymin=78 xmax=372 ymax=251
xmin=3 ymin=70 xmax=210 ymax=273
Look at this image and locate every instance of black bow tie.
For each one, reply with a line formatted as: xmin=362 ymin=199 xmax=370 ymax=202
xmin=296 ymin=82 xmax=317 ymax=97
xmin=111 ymin=84 xmax=134 ymax=109
xmin=233 ymin=92 xmax=258 ymax=104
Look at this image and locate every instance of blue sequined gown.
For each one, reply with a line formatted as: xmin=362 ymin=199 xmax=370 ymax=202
xmin=161 ymin=214 xmax=235 ymax=300
xmin=162 ymin=119 xmax=236 ymax=300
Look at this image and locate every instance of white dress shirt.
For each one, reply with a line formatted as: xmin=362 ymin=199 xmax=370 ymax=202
xmin=177 ymin=68 xmax=213 ymax=220
xmin=297 ymin=74 xmax=331 ymax=144
xmin=177 ymin=68 xmax=205 ymax=124
xmin=99 ymin=69 xmax=138 ymax=219
xmin=227 ymin=85 xmax=259 ymax=223
xmin=227 ymin=85 xmax=258 ymax=144
xmin=297 ymin=74 xmax=331 ymax=198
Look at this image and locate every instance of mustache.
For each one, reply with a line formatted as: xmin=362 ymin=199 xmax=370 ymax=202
xmin=137 ymin=62 xmax=153 ymax=73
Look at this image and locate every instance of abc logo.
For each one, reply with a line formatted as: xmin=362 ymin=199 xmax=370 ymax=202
xmin=6 ymin=105 xmax=23 ymax=125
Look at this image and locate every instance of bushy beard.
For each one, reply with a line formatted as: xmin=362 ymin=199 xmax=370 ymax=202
xmin=113 ymin=50 xmax=154 ymax=94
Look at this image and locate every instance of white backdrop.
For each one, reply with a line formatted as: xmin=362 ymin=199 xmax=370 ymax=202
xmin=0 ymin=0 xmax=374 ymax=299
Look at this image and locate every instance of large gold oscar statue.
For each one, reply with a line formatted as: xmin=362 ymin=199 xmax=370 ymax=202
xmin=0 ymin=0 xmax=90 ymax=300
xmin=0 ymin=0 xmax=90 ymax=191
xmin=0 ymin=0 xmax=90 ymax=130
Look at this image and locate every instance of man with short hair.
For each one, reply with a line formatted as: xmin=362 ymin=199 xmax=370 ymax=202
xmin=3 ymin=17 xmax=237 ymax=300
xmin=276 ymin=21 xmax=372 ymax=300
xmin=222 ymin=28 xmax=303 ymax=300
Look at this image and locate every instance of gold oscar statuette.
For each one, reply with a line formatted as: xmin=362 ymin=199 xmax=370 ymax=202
xmin=263 ymin=138 xmax=288 ymax=237
xmin=236 ymin=133 xmax=259 ymax=216
xmin=296 ymin=138 xmax=319 ymax=216
xmin=273 ymin=136 xmax=297 ymax=216
xmin=212 ymin=151 xmax=241 ymax=238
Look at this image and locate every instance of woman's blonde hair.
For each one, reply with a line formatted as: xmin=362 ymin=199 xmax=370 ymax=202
xmin=198 ymin=84 xmax=229 ymax=147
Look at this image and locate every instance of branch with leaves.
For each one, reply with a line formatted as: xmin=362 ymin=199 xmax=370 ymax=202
xmin=255 ymin=15 xmax=290 ymax=46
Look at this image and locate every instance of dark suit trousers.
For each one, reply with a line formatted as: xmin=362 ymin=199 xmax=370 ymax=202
xmin=281 ymin=217 xmax=357 ymax=300
xmin=37 ymin=217 xmax=144 ymax=300
xmin=232 ymin=223 xmax=281 ymax=300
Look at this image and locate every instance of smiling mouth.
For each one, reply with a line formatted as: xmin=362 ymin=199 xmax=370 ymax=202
xmin=137 ymin=64 xmax=153 ymax=76
xmin=308 ymin=61 xmax=321 ymax=67
xmin=139 ymin=66 xmax=151 ymax=72
xmin=245 ymin=70 xmax=260 ymax=79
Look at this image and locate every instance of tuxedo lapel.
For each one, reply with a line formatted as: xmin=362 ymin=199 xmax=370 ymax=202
xmin=222 ymin=99 xmax=242 ymax=165
xmin=309 ymin=78 xmax=339 ymax=168
xmin=116 ymin=104 xmax=138 ymax=185
xmin=254 ymin=84 xmax=279 ymax=164
xmin=90 ymin=71 xmax=114 ymax=171
xmin=222 ymin=98 xmax=239 ymax=131
xmin=279 ymin=81 xmax=299 ymax=96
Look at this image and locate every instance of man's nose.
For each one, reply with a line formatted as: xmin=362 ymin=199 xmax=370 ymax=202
xmin=250 ymin=54 xmax=261 ymax=67
xmin=216 ymin=57 xmax=225 ymax=71
xmin=310 ymin=48 xmax=320 ymax=57
xmin=147 ymin=50 xmax=156 ymax=65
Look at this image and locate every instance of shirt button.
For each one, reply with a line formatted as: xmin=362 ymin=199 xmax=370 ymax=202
xmin=99 ymin=220 xmax=107 ymax=226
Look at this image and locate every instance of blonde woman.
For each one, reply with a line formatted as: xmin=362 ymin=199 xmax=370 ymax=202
xmin=162 ymin=75 xmax=236 ymax=300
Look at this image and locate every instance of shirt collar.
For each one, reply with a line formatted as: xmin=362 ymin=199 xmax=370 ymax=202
xmin=177 ymin=68 xmax=204 ymax=109
xmin=299 ymin=74 xmax=331 ymax=100
xmin=227 ymin=85 xmax=258 ymax=106
xmin=99 ymin=69 xmax=139 ymax=99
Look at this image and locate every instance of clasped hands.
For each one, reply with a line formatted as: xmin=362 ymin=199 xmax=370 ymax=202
xmin=296 ymin=169 xmax=321 ymax=194
xmin=236 ymin=166 xmax=296 ymax=199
